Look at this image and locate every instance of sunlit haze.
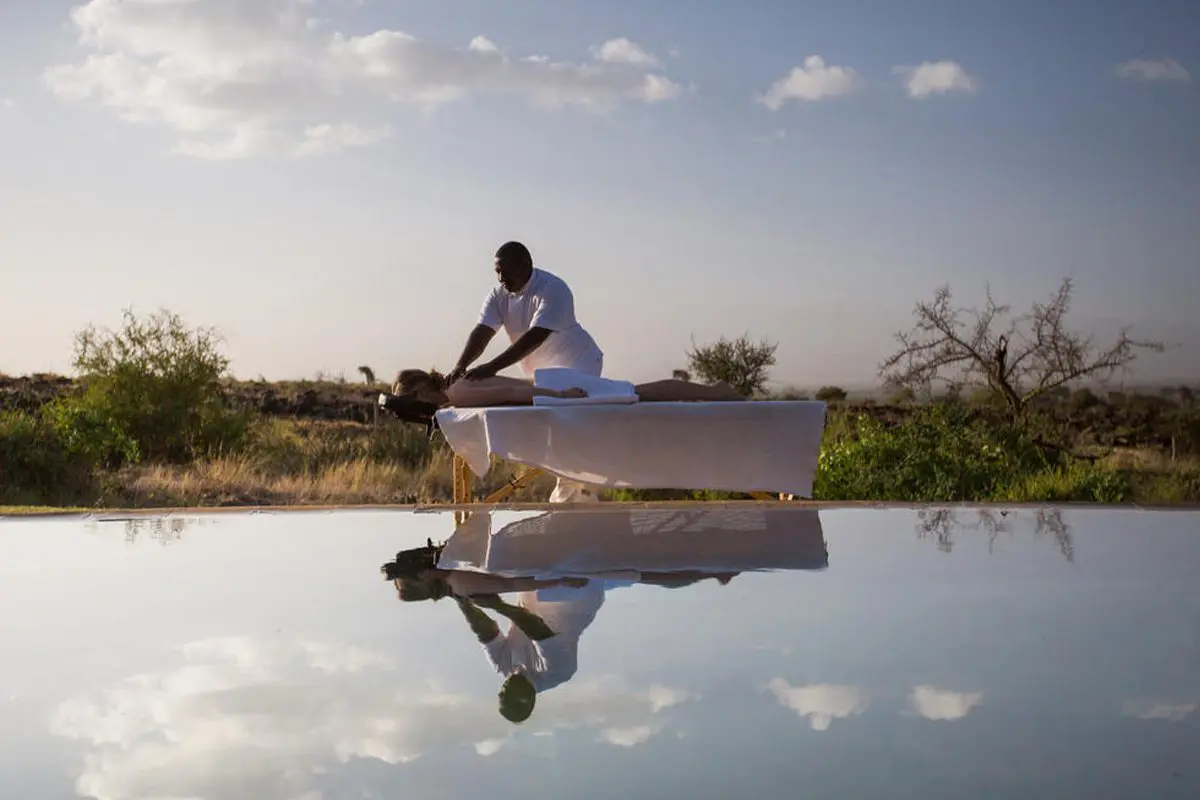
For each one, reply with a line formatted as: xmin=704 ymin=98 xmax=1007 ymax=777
xmin=2 ymin=0 xmax=1197 ymax=389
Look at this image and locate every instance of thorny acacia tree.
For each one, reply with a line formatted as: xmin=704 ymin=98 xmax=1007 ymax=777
xmin=686 ymin=334 xmax=778 ymax=397
xmin=879 ymin=278 xmax=1165 ymax=419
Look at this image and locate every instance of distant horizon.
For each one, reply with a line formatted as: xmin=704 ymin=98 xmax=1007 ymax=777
xmin=2 ymin=299 xmax=1195 ymax=391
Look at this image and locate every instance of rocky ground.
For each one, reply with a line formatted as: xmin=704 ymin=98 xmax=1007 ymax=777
xmin=0 ymin=374 xmax=384 ymax=425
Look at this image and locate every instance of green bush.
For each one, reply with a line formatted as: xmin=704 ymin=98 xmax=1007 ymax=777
xmin=56 ymin=309 xmax=253 ymax=466
xmin=995 ymin=463 xmax=1133 ymax=503
xmin=814 ymin=402 xmax=1063 ymax=502
xmin=41 ymin=397 xmax=140 ymax=469
xmin=0 ymin=410 xmax=93 ymax=504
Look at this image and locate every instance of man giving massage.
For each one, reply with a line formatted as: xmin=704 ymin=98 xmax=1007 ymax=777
xmin=390 ymin=368 xmax=745 ymax=408
xmin=445 ymin=240 xmax=607 ymax=502
xmin=447 ymin=241 xmax=603 ymax=385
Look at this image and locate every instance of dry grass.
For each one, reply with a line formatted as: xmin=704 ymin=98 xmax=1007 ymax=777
xmin=108 ymin=445 xmax=561 ymax=508
xmin=1099 ymin=446 xmax=1200 ymax=472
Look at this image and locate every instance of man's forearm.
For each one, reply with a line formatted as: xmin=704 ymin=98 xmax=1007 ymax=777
xmin=486 ymin=327 xmax=552 ymax=372
xmin=454 ymin=325 xmax=496 ymax=372
xmin=456 ymin=597 xmax=502 ymax=644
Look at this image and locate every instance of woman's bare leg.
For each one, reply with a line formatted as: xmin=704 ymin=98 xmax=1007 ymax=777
xmin=633 ymin=379 xmax=745 ymax=402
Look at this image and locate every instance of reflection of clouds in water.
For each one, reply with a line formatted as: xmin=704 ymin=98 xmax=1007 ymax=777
xmin=596 ymin=686 xmax=693 ymax=746
xmin=603 ymin=725 xmax=657 ymax=747
xmin=907 ymin=686 xmax=983 ymax=721
xmin=48 ymin=637 xmax=693 ymax=800
xmin=768 ymin=681 xmax=985 ymax=729
xmin=767 ymin=679 xmax=870 ymax=731
xmin=1123 ymin=700 xmax=1196 ymax=722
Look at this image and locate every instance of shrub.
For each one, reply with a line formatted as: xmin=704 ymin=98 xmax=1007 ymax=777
xmin=0 ymin=410 xmax=93 ymax=503
xmin=815 ymin=386 xmax=848 ymax=403
xmin=41 ymin=397 xmax=140 ymax=469
xmin=56 ymin=309 xmax=253 ymax=465
xmin=814 ymin=402 xmax=1061 ymax=502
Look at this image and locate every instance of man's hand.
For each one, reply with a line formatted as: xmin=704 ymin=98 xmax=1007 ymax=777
xmin=449 ymin=324 xmax=497 ymax=386
xmin=463 ymin=362 xmax=499 ymax=381
xmin=469 ymin=327 xmax=552 ymax=379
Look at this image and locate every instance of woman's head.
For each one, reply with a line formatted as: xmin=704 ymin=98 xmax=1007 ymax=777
xmin=384 ymin=541 xmax=452 ymax=602
xmin=392 ymin=368 xmax=448 ymax=404
xmin=392 ymin=573 xmax=452 ymax=602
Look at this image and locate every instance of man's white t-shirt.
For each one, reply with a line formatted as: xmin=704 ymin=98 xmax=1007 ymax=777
xmin=479 ymin=582 xmax=606 ymax=692
xmin=477 ymin=267 xmax=603 ymax=378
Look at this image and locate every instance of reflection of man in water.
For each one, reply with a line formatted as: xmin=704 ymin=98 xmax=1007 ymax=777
xmin=391 ymin=564 xmax=606 ymax=724
xmin=390 ymin=552 xmax=735 ymax=723
xmin=453 ymin=581 xmax=606 ymax=723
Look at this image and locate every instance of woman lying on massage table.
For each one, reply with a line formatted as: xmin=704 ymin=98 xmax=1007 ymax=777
xmin=391 ymin=368 xmax=745 ymax=408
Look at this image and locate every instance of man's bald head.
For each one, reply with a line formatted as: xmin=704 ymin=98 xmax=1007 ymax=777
xmin=494 ymin=241 xmax=533 ymax=292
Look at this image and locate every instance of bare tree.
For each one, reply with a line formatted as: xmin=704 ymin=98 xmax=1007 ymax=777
xmin=879 ymin=278 xmax=1165 ymax=419
xmin=357 ymin=365 xmax=377 ymax=385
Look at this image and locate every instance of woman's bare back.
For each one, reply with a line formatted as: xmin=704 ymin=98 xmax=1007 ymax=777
xmin=443 ymin=375 xmax=743 ymax=407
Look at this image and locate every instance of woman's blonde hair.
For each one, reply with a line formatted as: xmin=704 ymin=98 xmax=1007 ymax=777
xmin=392 ymin=368 xmax=447 ymax=395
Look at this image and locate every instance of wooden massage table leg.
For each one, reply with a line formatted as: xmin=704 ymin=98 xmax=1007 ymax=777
xmin=452 ymin=454 xmax=473 ymax=505
xmin=451 ymin=453 xmax=545 ymax=505
xmin=481 ymin=465 xmax=545 ymax=503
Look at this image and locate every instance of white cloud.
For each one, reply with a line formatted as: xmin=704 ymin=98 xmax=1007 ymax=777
xmin=49 ymin=636 xmax=693 ymax=799
xmin=43 ymin=0 xmax=683 ymax=160
xmin=757 ymin=55 xmax=860 ymax=110
xmin=893 ymin=60 xmax=979 ymax=98
xmin=293 ymin=122 xmax=392 ymax=157
xmin=1114 ymin=58 xmax=1191 ymax=83
xmin=907 ymin=686 xmax=983 ymax=721
xmin=468 ymin=36 xmax=500 ymax=55
xmin=1 ymin=98 xmax=13 ymax=109
xmin=593 ymin=37 xmax=659 ymax=67
xmin=767 ymin=679 xmax=870 ymax=731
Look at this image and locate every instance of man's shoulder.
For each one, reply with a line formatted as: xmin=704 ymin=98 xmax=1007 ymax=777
xmin=483 ymin=282 xmax=506 ymax=303
xmin=532 ymin=268 xmax=571 ymax=294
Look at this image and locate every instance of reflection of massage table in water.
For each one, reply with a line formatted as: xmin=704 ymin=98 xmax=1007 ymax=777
xmin=436 ymin=506 xmax=828 ymax=578
xmin=435 ymin=399 xmax=828 ymax=504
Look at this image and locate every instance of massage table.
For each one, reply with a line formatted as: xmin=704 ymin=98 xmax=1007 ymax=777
xmin=434 ymin=397 xmax=828 ymax=504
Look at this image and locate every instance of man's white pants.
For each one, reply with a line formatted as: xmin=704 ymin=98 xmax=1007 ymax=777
xmin=547 ymin=352 xmax=603 ymax=503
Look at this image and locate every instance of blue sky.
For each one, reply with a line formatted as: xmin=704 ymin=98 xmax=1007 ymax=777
xmin=1 ymin=0 xmax=1197 ymax=388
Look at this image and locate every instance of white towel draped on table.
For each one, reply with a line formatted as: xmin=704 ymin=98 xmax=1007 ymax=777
xmin=434 ymin=387 xmax=827 ymax=497
xmin=529 ymin=367 xmax=638 ymax=406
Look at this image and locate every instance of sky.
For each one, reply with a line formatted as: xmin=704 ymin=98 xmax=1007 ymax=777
xmin=1 ymin=0 xmax=1197 ymax=389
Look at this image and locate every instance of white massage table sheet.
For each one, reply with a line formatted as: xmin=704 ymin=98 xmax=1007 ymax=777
xmin=437 ymin=507 xmax=829 ymax=580
xmin=434 ymin=399 xmax=827 ymax=496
